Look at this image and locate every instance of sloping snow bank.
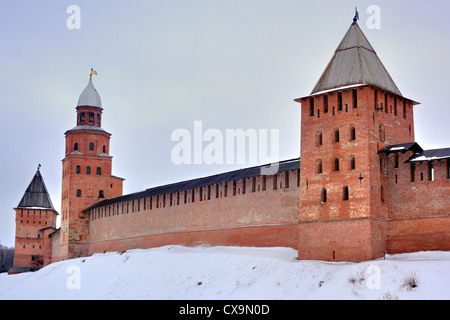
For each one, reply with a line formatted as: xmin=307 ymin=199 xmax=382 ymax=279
xmin=1 ymin=245 xmax=449 ymax=300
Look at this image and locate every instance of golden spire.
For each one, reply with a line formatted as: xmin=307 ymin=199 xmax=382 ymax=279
xmin=89 ymin=68 xmax=98 ymax=80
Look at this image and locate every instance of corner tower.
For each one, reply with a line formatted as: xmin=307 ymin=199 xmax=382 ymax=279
xmin=10 ymin=167 xmax=58 ymax=273
xmin=60 ymin=70 xmax=124 ymax=260
xmin=296 ymin=14 xmax=419 ymax=261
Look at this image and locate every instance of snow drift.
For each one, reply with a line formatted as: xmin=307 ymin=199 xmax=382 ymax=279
xmin=1 ymin=245 xmax=449 ymax=300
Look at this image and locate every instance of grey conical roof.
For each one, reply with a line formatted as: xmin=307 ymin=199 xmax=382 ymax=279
xmin=311 ymin=22 xmax=402 ymax=96
xmin=17 ymin=169 xmax=54 ymax=210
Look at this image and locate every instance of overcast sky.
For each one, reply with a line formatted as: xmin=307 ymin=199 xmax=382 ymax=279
xmin=0 ymin=0 xmax=449 ymax=247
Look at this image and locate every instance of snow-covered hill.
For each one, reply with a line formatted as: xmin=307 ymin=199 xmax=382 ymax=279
xmin=1 ymin=245 xmax=449 ymax=300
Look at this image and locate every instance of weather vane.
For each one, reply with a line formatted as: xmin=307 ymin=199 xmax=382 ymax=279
xmin=90 ymin=67 xmax=98 ymax=80
xmin=353 ymin=6 xmax=359 ymax=25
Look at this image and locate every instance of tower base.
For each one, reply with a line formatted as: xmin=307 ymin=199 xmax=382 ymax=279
xmin=298 ymin=217 xmax=386 ymax=262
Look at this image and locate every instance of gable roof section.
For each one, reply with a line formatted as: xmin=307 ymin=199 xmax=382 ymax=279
xmin=311 ymin=22 xmax=402 ymax=97
xmin=378 ymin=142 xmax=450 ymax=163
xmin=405 ymin=147 xmax=450 ymax=163
xmin=17 ymin=169 xmax=55 ymax=210
xmin=86 ymin=158 xmax=300 ymax=211
xmin=378 ymin=142 xmax=423 ymax=155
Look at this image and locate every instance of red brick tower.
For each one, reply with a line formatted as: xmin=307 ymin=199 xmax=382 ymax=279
xmin=296 ymin=16 xmax=419 ymax=261
xmin=10 ymin=167 xmax=58 ymax=273
xmin=60 ymin=70 xmax=124 ymax=260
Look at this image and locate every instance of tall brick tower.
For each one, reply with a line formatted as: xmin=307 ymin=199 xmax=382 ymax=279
xmin=60 ymin=70 xmax=124 ymax=260
xmin=10 ymin=167 xmax=58 ymax=273
xmin=296 ymin=15 xmax=418 ymax=261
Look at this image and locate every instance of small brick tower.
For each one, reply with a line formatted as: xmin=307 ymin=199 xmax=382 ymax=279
xmin=10 ymin=166 xmax=58 ymax=273
xmin=296 ymin=14 xmax=419 ymax=261
xmin=60 ymin=70 xmax=124 ymax=260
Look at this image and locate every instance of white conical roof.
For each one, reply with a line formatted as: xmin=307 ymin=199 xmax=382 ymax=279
xmin=77 ymin=79 xmax=102 ymax=108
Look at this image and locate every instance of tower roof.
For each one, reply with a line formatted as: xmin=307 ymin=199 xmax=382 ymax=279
xmin=77 ymin=78 xmax=102 ymax=109
xmin=17 ymin=168 xmax=55 ymax=210
xmin=311 ymin=20 xmax=402 ymax=96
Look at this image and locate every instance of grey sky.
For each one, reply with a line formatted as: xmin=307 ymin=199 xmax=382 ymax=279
xmin=0 ymin=0 xmax=449 ymax=247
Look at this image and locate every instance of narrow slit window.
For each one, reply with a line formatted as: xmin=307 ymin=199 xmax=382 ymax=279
xmin=316 ymin=159 xmax=323 ymax=174
xmin=285 ymin=171 xmax=289 ymax=188
xmin=342 ymin=186 xmax=349 ymax=201
xmin=316 ymin=131 xmax=323 ymax=146
xmin=349 ymin=126 xmax=356 ymax=141
xmin=320 ymin=188 xmax=327 ymax=203
xmin=333 ymin=158 xmax=340 ymax=172
xmin=349 ymin=157 xmax=356 ymax=170
xmin=352 ymin=89 xmax=357 ymax=108
xmin=333 ymin=128 xmax=340 ymax=143
xmin=410 ymin=163 xmax=416 ymax=182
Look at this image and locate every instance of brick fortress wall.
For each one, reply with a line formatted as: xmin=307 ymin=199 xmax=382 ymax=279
xmin=384 ymin=153 xmax=450 ymax=253
xmin=87 ymin=169 xmax=300 ymax=255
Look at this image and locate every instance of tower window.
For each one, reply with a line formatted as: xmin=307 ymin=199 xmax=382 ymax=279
xmin=447 ymin=159 xmax=450 ymax=179
xmin=324 ymin=95 xmax=328 ymax=113
xmin=379 ymin=125 xmax=385 ymax=141
xmin=316 ymin=159 xmax=323 ymax=174
xmin=309 ymin=97 xmax=315 ymax=116
xmin=316 ymin=131 xmax=323 ymax=146
xmin=403 ymin=100 xmax=407 ymax=119
xmin=89 ymin=112 xmax=94 ymax=122
xmin=394 ymin=154 xmax=399 ymax=168
xmin=349 ymin=157 xmax=356 ymax=170
xmin=103 ymin=145 xmax=106 ymax=153
xmin=332 ymin=128 xmax=340 ymax=143
xmin=352 ymin=89 xmax=357 ymax=108
xmin=76 ymin=189 xmax=82 ymax=197
xmin=89 ymin=143 xmax=94 ymax=151
xmin=385 ymin=93 xmax=389 ymax=113
xmin=99 ymin=190 xmax=104 ymax=198
xmin=374 ymin=89 xmax=378 ymax=110
xmin=349 ymin=126 xmax=356 ymax=141
xmin=97 ymin=114 xmax=101 ymax=124
xmin=74 ymin=143 xmax=79 ymax=151
xmin=76 ymin=165 xmax=81 ymax=174
xmin=80 ymin=112 xmax=85 ymax=122
xmin=333 ymin=158 xmax=340 ymax=172
xmin=86 ymin=166 xmax=91 ymax=174
xmin=97 ymin=167 xmax=101 ymax=175
xmin=410 ymin=163 xmax=416 ymax=182
xmin=320 ymin=188 xmax=327 ymax=203
xmin=338 ymin=92 xmax=343 ymax=111
xmin=342 ymin=186 xmax=349 ymax=201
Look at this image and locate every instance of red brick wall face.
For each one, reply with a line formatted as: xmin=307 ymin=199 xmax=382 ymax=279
xmin=384 ymin=152 xmax=450 ymax=253
xmin=12 ymin=208 xmax=57 ymax=268
xmin=297 ymin=86 xmax=419 ymax=261
xmin=60 ymin=124 xmax=123 ymax=260
xmin=87 ymin=170 xmax=300 ymax=254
